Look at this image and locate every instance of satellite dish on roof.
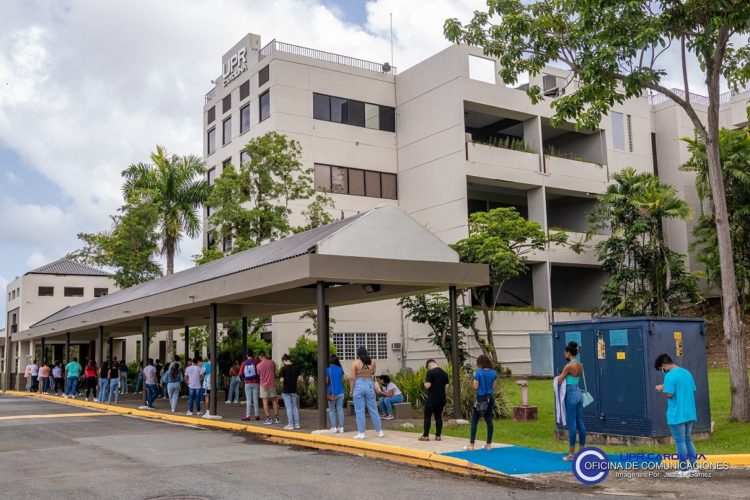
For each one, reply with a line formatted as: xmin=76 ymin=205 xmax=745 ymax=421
xmin=382 ymin=62 xmax=391 ymax=73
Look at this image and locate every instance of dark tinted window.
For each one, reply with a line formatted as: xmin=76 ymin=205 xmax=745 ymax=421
xmin=94 ymin=288 xmax=108 ymax=297
xmin=331 ymin=166 xmax=348 ymax=194
xmin=38 ymin=286 xmax=53 ymax=297
xmin=348 ymin=168 xmax=365 ymax=196
xmin=64 ymin=287 xmax=84 ymax=297
xmin=259 ymin=65 xmax=269 ymax=87
xmin=379 ymin=106 xmax=395 ymax=132
xmin=347 ymin=100 xmax=365 ymax=127
xmin=239 ymin=80 xmax=250 ymax=100
xmin=240 ymin=150 xmax=250 ymax=165
xmin=223 ymin=236 xmax=233 ymax=253
xmin=330 ymin=97 xmax=347 ymax=123
xmin=314 ymin=164 xmax=331 ymax=191
xmin=207 ymin=128 xmax=216 ymax=155
xmin=313 ymin=93 xmax=330 ymax=121
xmin=381 ymin=173 xmax=397 ymax=199
xmin=259 ymin=91 xmax=270 ymax=122
xmin=222 ymin=117 xmax=231 ymax=145
xmin=222 ymin=94 xmax=231 ymax=114
xmin=207 ymin=232 xmax=216 ymax=249
xmin=207 ymin=106 xmax=215 ymax=124
xmin=222 ymin=158 xmax=231 ymax=169
xmin=240 ymin=104 xmax=250 ymax=133
xmin=365 ymin=171 xmax=381 ymax=198
xmin=207 ymin=167 xmax=216 ymax=185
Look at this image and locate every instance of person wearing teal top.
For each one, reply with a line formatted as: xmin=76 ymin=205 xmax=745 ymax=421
xmin=556 ymin=341 xmax=585 ymax=461
xmin=64 ymin=357 xmax=82 ymax=398
xmin=655 ymin=353 xmax=698 ymax=476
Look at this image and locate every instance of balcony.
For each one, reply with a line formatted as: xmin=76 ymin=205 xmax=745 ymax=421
xmin=544 ymin=154 xmax=607 ymax=188
xmin=260 ymin=39 xmax=397 ymax=75
xmin=466 ymin=141 xmax=540 ymax=176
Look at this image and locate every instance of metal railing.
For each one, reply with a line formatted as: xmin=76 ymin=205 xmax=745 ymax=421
xmin=259 ymin=39 xmax=397 ymax=75
xmin=648 ymin=84 xmax=750 ymax=107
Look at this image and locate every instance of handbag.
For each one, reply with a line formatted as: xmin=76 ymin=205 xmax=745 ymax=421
xmin=326 ymin=369 xmax=335 ymax=401
xmin=581 ymin=365 xmax=595 ymax=407
xmin=474 ymin=370 xmax=490 ymax=412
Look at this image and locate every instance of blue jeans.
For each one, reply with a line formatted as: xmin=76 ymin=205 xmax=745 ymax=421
xmin=146 ymin=384 xmax=159 ymax=407
xmin=244 ymin=383 xmax=259 ymax=417
xmin=377 ymin=393 xmax=404 ymax=415
xmin=188 ymin=388 xmax=202 ymax=413
xmin=98 ymin=378 xmax=109 ymax=402
xmin=328 ymin=393 xmax=345 ymax=428
xmin=42 ymin=377 xmax=50 ymax=393
xmin=107 ymin=379 xmax=119 ymax=403
xmin=120 ymin=373 xmax=127 ymax=393
xmin=135 ymin=373 xmax=143 ymax=393
xmin=282 ymin=393 xmax=300 ymax=427
xmin=669 ymin=421 xmax=697 ymax=471
xmin=65 ymin=376 xmax=78 ymax=396
xmin=228 ymin=376 xmax=240 ymax=402
xmin=565 ymin=386 xmax=586 ymax=448
xmin=167 ymin=382 xmax=181 ymax=411
xmin=353 ymin=378 xmax=381 ymax=433
xmin=469 ymin=395 xmax=494 ymax=444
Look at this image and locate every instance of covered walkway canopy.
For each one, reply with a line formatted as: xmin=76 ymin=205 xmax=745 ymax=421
xmin=5 ymin=206 xmax=488 ymax=426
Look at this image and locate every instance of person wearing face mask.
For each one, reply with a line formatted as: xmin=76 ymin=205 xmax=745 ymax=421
xmin=654 ymin=353 xmax=698 ymax=477
xmin=555 ymin=341 xmax=585 ymax=461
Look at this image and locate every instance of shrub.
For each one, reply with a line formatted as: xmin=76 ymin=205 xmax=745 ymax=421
xmin=286 ymin=334 xmax=337 ymax=381
xmin=391 ymin=367 xmax=428 ymax=409
xmin=445 ymin=373 xmax=511 ymax=419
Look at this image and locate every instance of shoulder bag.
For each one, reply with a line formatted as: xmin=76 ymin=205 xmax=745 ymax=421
xmin=581 ymin=365 xmax=595 ymax=408
xmin=474 ymin=370 xmax=490 ymax=413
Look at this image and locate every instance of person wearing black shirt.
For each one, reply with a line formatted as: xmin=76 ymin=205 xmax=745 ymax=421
xmin=279 ymin=354 xmax=302 ymax=430
xmin=107 ymin=362 xmax=120 ymax=404
xmin=419 ymin=359 xmax=449 ymax=441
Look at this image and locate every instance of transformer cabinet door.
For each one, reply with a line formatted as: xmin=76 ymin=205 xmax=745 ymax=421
xmin=553 ymin=328 xmax=599 ymax=421
xmin=596 ymin=327 xmax=648 ymax=435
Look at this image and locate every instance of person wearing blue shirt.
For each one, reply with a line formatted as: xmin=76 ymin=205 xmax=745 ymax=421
xmin=464 ymin=355 xmax=497 ymax=451
xmin=325 ymin=355 xmax=346 ymax=432
xmin=655 ymin=353 xmax=698 ymax=477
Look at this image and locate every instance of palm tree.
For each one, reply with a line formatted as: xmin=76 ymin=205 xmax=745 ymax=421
xmin=122 ymin=145 xmax=209 ymax=360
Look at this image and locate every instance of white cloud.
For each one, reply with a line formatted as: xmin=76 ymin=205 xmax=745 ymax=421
xmin=25 ymin=251 xmax=48 ymax=270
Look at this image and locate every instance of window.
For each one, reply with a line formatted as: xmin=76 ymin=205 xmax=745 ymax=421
xmin=222 ymin=117 xmax=231 ymax=145
xmin=348 ymin=168 xmax=365 ymax=196
xmin=222 ymin=94 xmax=231 ymax=114
xmin=207 ymin=232 xmax=216 ymax=249
xmin=206 ymin=205 xmax=212 ymax=217
xmin=331 ymin=166 xmax=348 ymax=194
xmin=332 ymin=332 xmax=388 ymax=360
xmin=314 ymin=164 xmax=331 ymax=191
xmin=223 ymin=236 xmax=233 ymax=253
xmin=207 ymin=106 xmax=215 ymax=124
xmin=313 ymin=93 xmax=330 ymax=121
xmin=38 ymin=286 xmax=54 ymax=297
xmin=94 ymin=288 xmax=108 ymax=297
xmin=207 ymin=167 xmax=216 ymax=186
xmin=239 ymin=80 xmax=250 ymax=101
xmin=627 ymin=114 xmax=633 ymax=152
xmin=365 ymin=170 xmax=381 ymax=198
xmin=240 ymin=150 xmax=250 ymax=166
xmin=313 ymin=93 xmax=395 ymax=132
xmin=381 ymin=173 xmax=397 ymax=199
xmin=240 ymin=104 xmax=250 ymax=134
xmin=207 ymin=128 xmax=216 ymax=155
xmin=222 ymin=158 xmax=232 ymax=169
xmin=64 ymin=287 xmax=84 ymax=297
xmin=611 ymin=111 xmax=625 ymax=150
xmin=468 ymin=55 xmax=496 ymax=84
xmin=314 ymin=164 xmax=397 ymax=199
xmin=259 ymin=65 xmax=269 ymax=87
xmin=11 ymin=290 xmax=15 ymax=300
xmin=259 ymin=91 xmax=270 ymax=122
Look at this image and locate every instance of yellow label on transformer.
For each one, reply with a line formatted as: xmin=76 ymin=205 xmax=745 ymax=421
xmin=617 ymin=351 xmax=626 ymax=360
xmin=674 ymin=331 xmax=682 ymax=340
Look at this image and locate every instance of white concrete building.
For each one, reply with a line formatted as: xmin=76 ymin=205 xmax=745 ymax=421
xmin=202 ymin=34 xmax=749 ymax=375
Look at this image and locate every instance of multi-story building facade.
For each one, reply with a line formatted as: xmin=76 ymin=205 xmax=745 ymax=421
xmin=202 ymin=33 xmax=750 ymax=375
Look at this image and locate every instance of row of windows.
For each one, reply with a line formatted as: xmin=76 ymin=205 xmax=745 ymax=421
xmin=207 ymin=65 xmax=270 ymax=126
xmin=8 ymin=287 xmax=20 ymax=301
xmin=332 ymin=332 xmax=388 ymax=360
xmin=36 ymin=286 xmax=109 ymax=297
xmin=207 ymin=90 xmax=270 ymax=156
xmin=313 ymin=93 xmax=395 ymax=132
xmin=314 ymin=164 xmax=397 ymax=200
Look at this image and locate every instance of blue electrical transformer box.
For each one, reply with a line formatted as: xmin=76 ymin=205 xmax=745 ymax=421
xmin=551 ymin=317 xmax=711 ymax=438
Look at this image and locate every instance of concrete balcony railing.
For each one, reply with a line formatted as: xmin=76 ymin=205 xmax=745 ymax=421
xmin=466 ymin=142 xmax=541 ymax=183
xmin=547 ymin=231 xmax=606 ymax=266
xmin=544 ymin=155 xmax=608 ymax=191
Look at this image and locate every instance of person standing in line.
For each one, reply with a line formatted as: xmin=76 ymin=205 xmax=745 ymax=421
xmin=555 ymin=341 xmax=585 ymax=460
xmin=185 ymin=357 xmax=203 ymax=416
xmin=350 ymin=347 xmax=384 ymax=440
xmin=119 ymin=360 xmax=128 ymax=395
xmin=64 ymin=357 xmax=82 ymax=399
xmin=376 ymin=375 xmax=404 ymax=420
xmin=464 ymin=355 xmax=497 ymax=451
xmin=166 ymin=361 xmax=183 ymax=412
xmin=419 ymin=359 xmax=449 ymax=442
xmin=154 ymin=359 xmax=163 ymax=397
xmin=107 ymin=359 xmax=120 ymax=404
xmin=325 ymin=355 xmax=346 ymax=433
xmin=240 ymin=351 xmax=260 ymax=421
xmin=38 ymin=362 xmax=51 ymax=394
xmin=84 ymin=360 xmax=98 ymax=401
xmin=98 ymin=361 xmax=109 ymax=403
xmin=655 ymin=353 xmax=698 ymax=477
xmin=28 ymin=359 xmax=39 ymax=392
xmin=143 ymin=358 xmax=158 ymax=409
xmin=52 ymin=361 xmax=64 ymax=396
xmin=226 ymin=361 xmax=241 ymax=404
xmin=256 ymin=351 xmax=280 ymax=425
xmin=200 ymin=357 xmax=214 ymax=417
xmin=279 ymin=354 xmax=302 ymax=430
xmin=23 ymin=362 xmax=32 ymax=392
xmin=195 ymin=356 xmax=205 ymax=404
xmin=135 ymin=361 xmax=143 ymax=395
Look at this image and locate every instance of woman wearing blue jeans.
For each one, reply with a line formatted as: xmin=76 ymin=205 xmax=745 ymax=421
xmin=350 ymin=347 xmax=384 ymax=440
xmin=465 ymin=355 xmax=498 ymax=451
xmin=326 ymin=355 xmax=346 ymax=432
xmin=376 ymin=375 xmax=404 ymax=419
xmin=98 ymin=362 xmax=109 ymax=403
xmin=557 ymin=341 xmax=585 ymax=461
xmin=166 ymin=362 xmax=183 ymax=412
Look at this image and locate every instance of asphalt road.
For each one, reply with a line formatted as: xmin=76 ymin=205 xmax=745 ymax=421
xmin=0 ymin=394 xmax=618 ymax=500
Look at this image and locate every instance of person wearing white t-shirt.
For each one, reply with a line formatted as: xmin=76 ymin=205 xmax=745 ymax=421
xmin=27 ymin=361 xmax=39 ymax=392
xmin=376 ymin=375 xmax=404 ymax=420
xmin=184 ymin=358 xmax=203 ymax=416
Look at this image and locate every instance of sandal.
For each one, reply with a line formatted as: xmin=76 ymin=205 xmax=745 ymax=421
xmin=483 ymin=443 xmax=492 ymax=451
xmin=418 ymin=435 xmax=430 ymax=441
xmin=462 ymin=444 xmax=474 ymax=451
xmin=562 ymin=455 xmax=574 ymax=461
xmin=435 ymin=436 xmax=442 ymax=441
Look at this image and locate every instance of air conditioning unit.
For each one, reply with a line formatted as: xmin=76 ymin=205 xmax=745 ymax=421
xmin=542 ymin=74 xmax=566 ymax=97
xmin=390 ymin=342 xmax=402 ymax=350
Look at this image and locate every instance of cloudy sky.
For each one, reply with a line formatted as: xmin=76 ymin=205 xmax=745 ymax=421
xmin=0 ymin=0 xmax=718 ymax=327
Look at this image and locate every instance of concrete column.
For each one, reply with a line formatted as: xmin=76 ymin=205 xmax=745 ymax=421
xmin=142 ymin=317 xmax=150 ymax=407
xmin=527 ymin=186 xmax=547 ymax=228
xmin=40 ymin=337 xmax=46 ymax=365
xmin=108 ymin=336 xmax=113 ymax=362
xmin=523 ymin=116 xmax=544 ymax=171
xmin=3 ymin=335 xmax=11 ymax=391
xmin=316 ymin=282 xmax=328 ymax=430
xmin=449 ymin=286 xmax=462 ymax=418
xmin=184 ymin=326 xmax=190 ymax=363
xmin=66 ymin=333 xmax=71 ymax=364
xmin=209 ymin=303 xmax=218 ymax=417
xmin=532 ymin=262 xmax=553 ymax=311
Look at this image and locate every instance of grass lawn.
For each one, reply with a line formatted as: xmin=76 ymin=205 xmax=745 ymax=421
xmin=406 ymin=369 xmax=750 ymax=454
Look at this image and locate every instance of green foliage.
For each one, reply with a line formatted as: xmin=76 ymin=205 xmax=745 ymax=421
xmin=398 ymin=294 xmax=476 ymax=367
xmin=286 ymin=334 xmax=336 ymax=382
xmin=391 ymin=367 xmax=428 ymax=409
xmin=682 ymin=128 xmax=750 ymax=315
xmin=543 ymin=144 xmax=584 ymax=163
xmin=295 ymin=193 xmax=337 ymax=233
xmin=179 ymin=327 xmax=209 ymax=356
xmin=474 ymin=136 xmax=533 ymax=153
xmin=588 ymin=167 xmax=698 ymax=316
xmin=490 ymin=305 xmax=546 ymax=313
xmin=445 ymin=372 xmax=511 ymax=420
xmin=68 ymin=199 xmax=162 ymax=288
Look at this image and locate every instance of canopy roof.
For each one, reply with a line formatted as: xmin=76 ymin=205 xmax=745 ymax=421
xmin=16 ymin=206 xmax=487 ymax=342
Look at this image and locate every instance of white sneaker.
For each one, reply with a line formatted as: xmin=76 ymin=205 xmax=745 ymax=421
xmin=225 ymin=400 xmax=230 ymax=404
xmin=337 ymin=427 xmax=344 ymax=433
xmin=63 ymin=395 xmax=68 ymax=399
xmin=378 ymin=431 xmax=386 ymax=438
xmin=294 ymin=425 xmax=301 ymax=429
xmin=284 ymin=424 xmax=294 ymax=430
xmin=186 ymin=411 xmax=193 ymax=416
xmin=85 ymin=398 xmax=88 ymax=401
xmin=329 ymin=426 xmax=338 ymax=432
xmin=353 ymin=433 xmax=366 ymax=440
xmin=203 ymin=412 xmax=211 ymax=418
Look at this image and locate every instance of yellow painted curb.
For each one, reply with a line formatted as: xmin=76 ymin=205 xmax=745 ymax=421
xmin=2 ymin=390 xmax=516 ymax=482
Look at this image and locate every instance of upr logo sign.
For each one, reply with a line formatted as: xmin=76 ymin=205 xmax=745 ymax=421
xmin=573 ymin=447 xmax=609 ymax=485
xmin=223 ymin=47 xmax=248 ymax=86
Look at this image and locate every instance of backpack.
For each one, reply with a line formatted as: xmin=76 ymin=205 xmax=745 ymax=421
xmin=243 ymin=360 xmax=257 ymax=381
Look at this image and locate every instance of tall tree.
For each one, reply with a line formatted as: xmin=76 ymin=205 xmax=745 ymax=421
xmin=589 ymin=167 xmax=698 ymax=316
xmin=683 ymin=127 xmax=750 ymax=316
xmin=122 ymin=145 xmax=209 ymax=361
xmin=445 ymin=0 xmax=750 ymax=420
xmin=451 ymin=207 xmax=577 ymax=366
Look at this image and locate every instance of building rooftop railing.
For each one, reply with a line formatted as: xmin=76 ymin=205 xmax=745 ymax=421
xmin=259 ymin=39 xmax=396 ymax=75
xmin=648 ymin=84 xmax=750 ymax=107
